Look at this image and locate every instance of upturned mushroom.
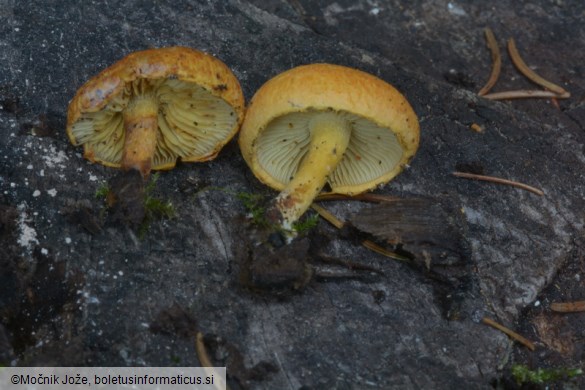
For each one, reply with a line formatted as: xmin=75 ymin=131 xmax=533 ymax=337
xmin=67 ymin=46 xmax=245 ymax=177
xmin=239 ymin=63 xmax=420 ymax=233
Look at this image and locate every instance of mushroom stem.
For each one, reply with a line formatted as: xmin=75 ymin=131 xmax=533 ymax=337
xmin=269 ymin=112 xmax=351 ymax=231
xmin=121 ymin=94 xmax=159 ymax=177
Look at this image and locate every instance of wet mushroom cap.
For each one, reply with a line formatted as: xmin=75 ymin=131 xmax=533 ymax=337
xmin=67 ymin=46 xmax=245 ymax=171
xmin=238 ymin=63 xmax=420 ymax=195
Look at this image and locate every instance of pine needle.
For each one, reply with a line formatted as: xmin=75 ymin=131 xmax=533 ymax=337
xmin=550 ymin=300 xmax=585 ymax=313
xmin=453 ymin=171 xmax=544 ymax=196
xmin=507 ymin=38 xmax=568 ymax=96
xmin=478 ymin=28 xmax=502 ymax=96
xmin=482 ymin=317 xmax=536 ymax=350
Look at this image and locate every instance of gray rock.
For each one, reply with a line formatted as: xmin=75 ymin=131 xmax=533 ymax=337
xmin=1 ymin=0 xmax=584 ymax=388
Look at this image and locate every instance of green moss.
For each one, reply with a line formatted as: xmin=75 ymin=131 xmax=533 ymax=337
xmin=199 ymin=187 xmax=320 ymax=236
xmin=145 ymin=175 xmax=175 ymax=218
xmin=145 ymin=172 xmax=160 ymax=194
xmin=292 ymin=213 xmax=320 ymax=234
xmin=95 ymin=183 xmax=110 ymax=199
xmin=511 ymin=364 xmax=583 ymax=385
xmin=138 ymin=174 xmax=176 ymax=238
xmin=144 ymin=197 xmax=176 ymax=219
xmin=93 ymin=173 xmax=175 ymax=237
xmin=235 ymin=191 xmax=319 ymax=234
xmin=192 ymin=186 xmax=270 ymax=227
xmin=236 ymin=191 xmax=269 ymax=227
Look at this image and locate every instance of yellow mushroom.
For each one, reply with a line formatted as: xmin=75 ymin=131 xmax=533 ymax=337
xmin=238 ymin=63 xmax=420 ymax=233
xmin=67 ymin=46 xmax=245 ymax=177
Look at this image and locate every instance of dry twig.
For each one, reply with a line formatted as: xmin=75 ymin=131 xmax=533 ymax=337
xmin=478 ymin=28 xmax=502 ymax=96
xmin=482 ymin=317 xmax=536 ymax=351
xmin=452 ymin=171 xmax=544 ymax=196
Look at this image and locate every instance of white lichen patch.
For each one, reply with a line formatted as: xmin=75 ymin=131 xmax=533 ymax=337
xmin=81 ymin=290 xmax=100 ymax=305
xmin=462 ymin=206 xmax=486 ymax=225
xmin=16 ymin=202 xmax=39 ymax=252
xmin=47 ymin=188 xmax=57 ymax=197
xmin=41 ymin=144 xmax=69 ymax=169
xmin=360 ymin=53 xmax=375 ymax=66
xmin=447 ymin=2 xmax=467 ymax=16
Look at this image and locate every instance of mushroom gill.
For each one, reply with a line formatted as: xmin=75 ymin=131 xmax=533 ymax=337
xmin=255 ymin=109 xmax=404 ymax=192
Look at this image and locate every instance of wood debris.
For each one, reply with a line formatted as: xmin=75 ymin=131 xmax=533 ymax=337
xmin=311 ymin=203 xmax=409 ymax=262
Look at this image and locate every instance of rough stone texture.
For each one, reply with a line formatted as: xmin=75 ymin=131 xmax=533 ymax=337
xmin=1 ymin=0 xmax=584 ymax=389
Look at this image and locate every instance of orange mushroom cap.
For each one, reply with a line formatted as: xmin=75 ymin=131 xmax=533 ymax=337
xmin=67 ymin=46 xmax=245 ymax=173
xmin=239 ymin=63 xmax=420 ymax=196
